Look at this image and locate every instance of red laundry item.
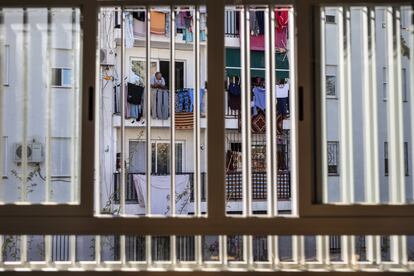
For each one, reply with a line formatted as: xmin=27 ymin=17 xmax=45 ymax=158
xmin=248 ymin=30 xmax=287 ymax=51
xmin=250 ymin=34 xmax=265 ymax=51
xmin=275 ymin=8 xmax=288 ymax=33
xmin=242 ymin=8 xmax=289 ymax=51
xmin=275 ymin=27 xmax=287 ymax=49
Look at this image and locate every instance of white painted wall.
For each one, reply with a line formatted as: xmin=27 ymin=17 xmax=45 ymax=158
xmin=1 ymin=8 xmax=77 ymax=203
xmin=324 ymin=7 xmax=413 ymax=203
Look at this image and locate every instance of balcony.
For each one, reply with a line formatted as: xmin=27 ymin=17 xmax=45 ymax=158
xmin=224 ymin=91 xmax=291 ymax=130
xmin=113 ymin=170 xmax=291 ymax=204
xmin=113 ymin=89 xmax=207 ymax=128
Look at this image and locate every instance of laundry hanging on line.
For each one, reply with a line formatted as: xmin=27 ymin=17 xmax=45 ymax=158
xmin=133 ymin=174 xmax=191 ymax=215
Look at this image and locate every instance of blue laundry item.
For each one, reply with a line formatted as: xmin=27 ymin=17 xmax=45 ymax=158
xmin=175 ymin=89 xmax=191 ymax=112
xmin=188 ymin=88 xmax=194 ymax=112
xmin=200 ymin=88 xmax=205 ymax=111
xmin=183 ymin=28 xmax=193 ymax=42
xmin=175 ymin=88 xmax=205 ymax=112
xmin=200 ymin=30 xmax=206 ymax=41
xmin=129 ymin=104 xmax=139 ymax=119
xmin=156 ymin=89 xmax=169 ymax=120
xmin=253 ymin=87 xmax=266 ymax=111
xmin=228 ymin=83 xmax=241 ymax=96
xmin=188 ymin=88 xmax=206 ymax=112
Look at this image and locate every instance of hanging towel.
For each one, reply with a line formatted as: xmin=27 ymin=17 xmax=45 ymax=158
xmin=253 ymin=87 xmax=266 ymax=112
xmin=150 ymin=11 xmax=166 ymax=35
xmin=133 ymin=174 xmax=191 ymax=215
xmin=133 ymin=18 xmax=146 ymax=37
xmin=175 ymin=112 xmax=194 ymax=130
xmin=124 ymin=12 xmax=135 ymax=48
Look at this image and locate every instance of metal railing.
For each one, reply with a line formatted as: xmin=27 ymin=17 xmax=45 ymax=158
xmin=225 ymin=10 xmax=239 ymax=36
xmin=224 ymin=90 xmax=240 ymax=118
xmin=226 ymin=171 xmax=291 ymax=201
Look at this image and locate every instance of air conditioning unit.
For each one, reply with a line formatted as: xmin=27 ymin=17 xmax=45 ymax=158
xmin=100 ymin=48 xmax=116 ymax=66
xmin=14 ymin=143 xmax=44 ymax=163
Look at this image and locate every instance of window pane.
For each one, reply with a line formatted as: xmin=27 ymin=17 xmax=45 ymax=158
xmin=97 ymin=6 xmax=207 ymax=216
xmin=61 ymin=68 xmax=72 ymax=87
xmin=224 ymin=6 xmax=295 ymax=216
xmin=0 ymin=8 xmax=82 ymax=204
xmin=51 ymin=68 xmax=62 ymax=86
xmin=320 ymin=6 xmax=414 ymax=204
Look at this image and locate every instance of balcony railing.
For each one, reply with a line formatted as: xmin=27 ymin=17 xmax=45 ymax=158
xmin=226 ymin=171 xmax=291 ymax=201
xmin=113 ymin=170 xmax=290 ymax=204
xmin=114 ymin=90 xmax=207 ymax=119
xmin=225 ymin=10 xmax=239 ymax=37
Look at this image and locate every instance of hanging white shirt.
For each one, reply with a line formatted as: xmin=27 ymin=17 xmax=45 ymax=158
xmin=276 ymin=83 xmax=289 ymax=98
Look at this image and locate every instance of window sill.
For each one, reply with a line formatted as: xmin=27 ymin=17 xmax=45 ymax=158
xmin=51 ymin=86 xmax=73 ymax=89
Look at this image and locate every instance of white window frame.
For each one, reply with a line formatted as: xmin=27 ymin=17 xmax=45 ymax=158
xmin=0 ymin=1 xmax=413 ymax=274
xmin=152 ymin=140 xmax=185 ymax=174
xmin=51 ymin=67 xmax=73 ymax=88
xmin=325 ymin=14 xmax=336 ymax=24
xmin=158 ymin=58 xmax=186 ymax=88
xmin=313 ymin=2 xmax=414 ymax=217
xmin=129 ymin=139 xmax=185 ymax=174
xmin=130 ymin=56 xmax=158 ymax=82
xmin=0 ymin=2 xmax=94 ymax=217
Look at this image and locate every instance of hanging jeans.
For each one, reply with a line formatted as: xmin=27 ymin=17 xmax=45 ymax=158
xmin=129 ymin=104 xmax=139 ymax=119
xmin=152 ymin=88 xmax=169 ymax=119
xmin=151 ymin=88 xmax=157 ymax=119
xmin=156 ymin=89 xmax=169 ymax=120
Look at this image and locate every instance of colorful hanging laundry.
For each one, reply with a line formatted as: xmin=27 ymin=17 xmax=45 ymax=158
xmin=150 ymin=11 xmax=166 ymax=34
